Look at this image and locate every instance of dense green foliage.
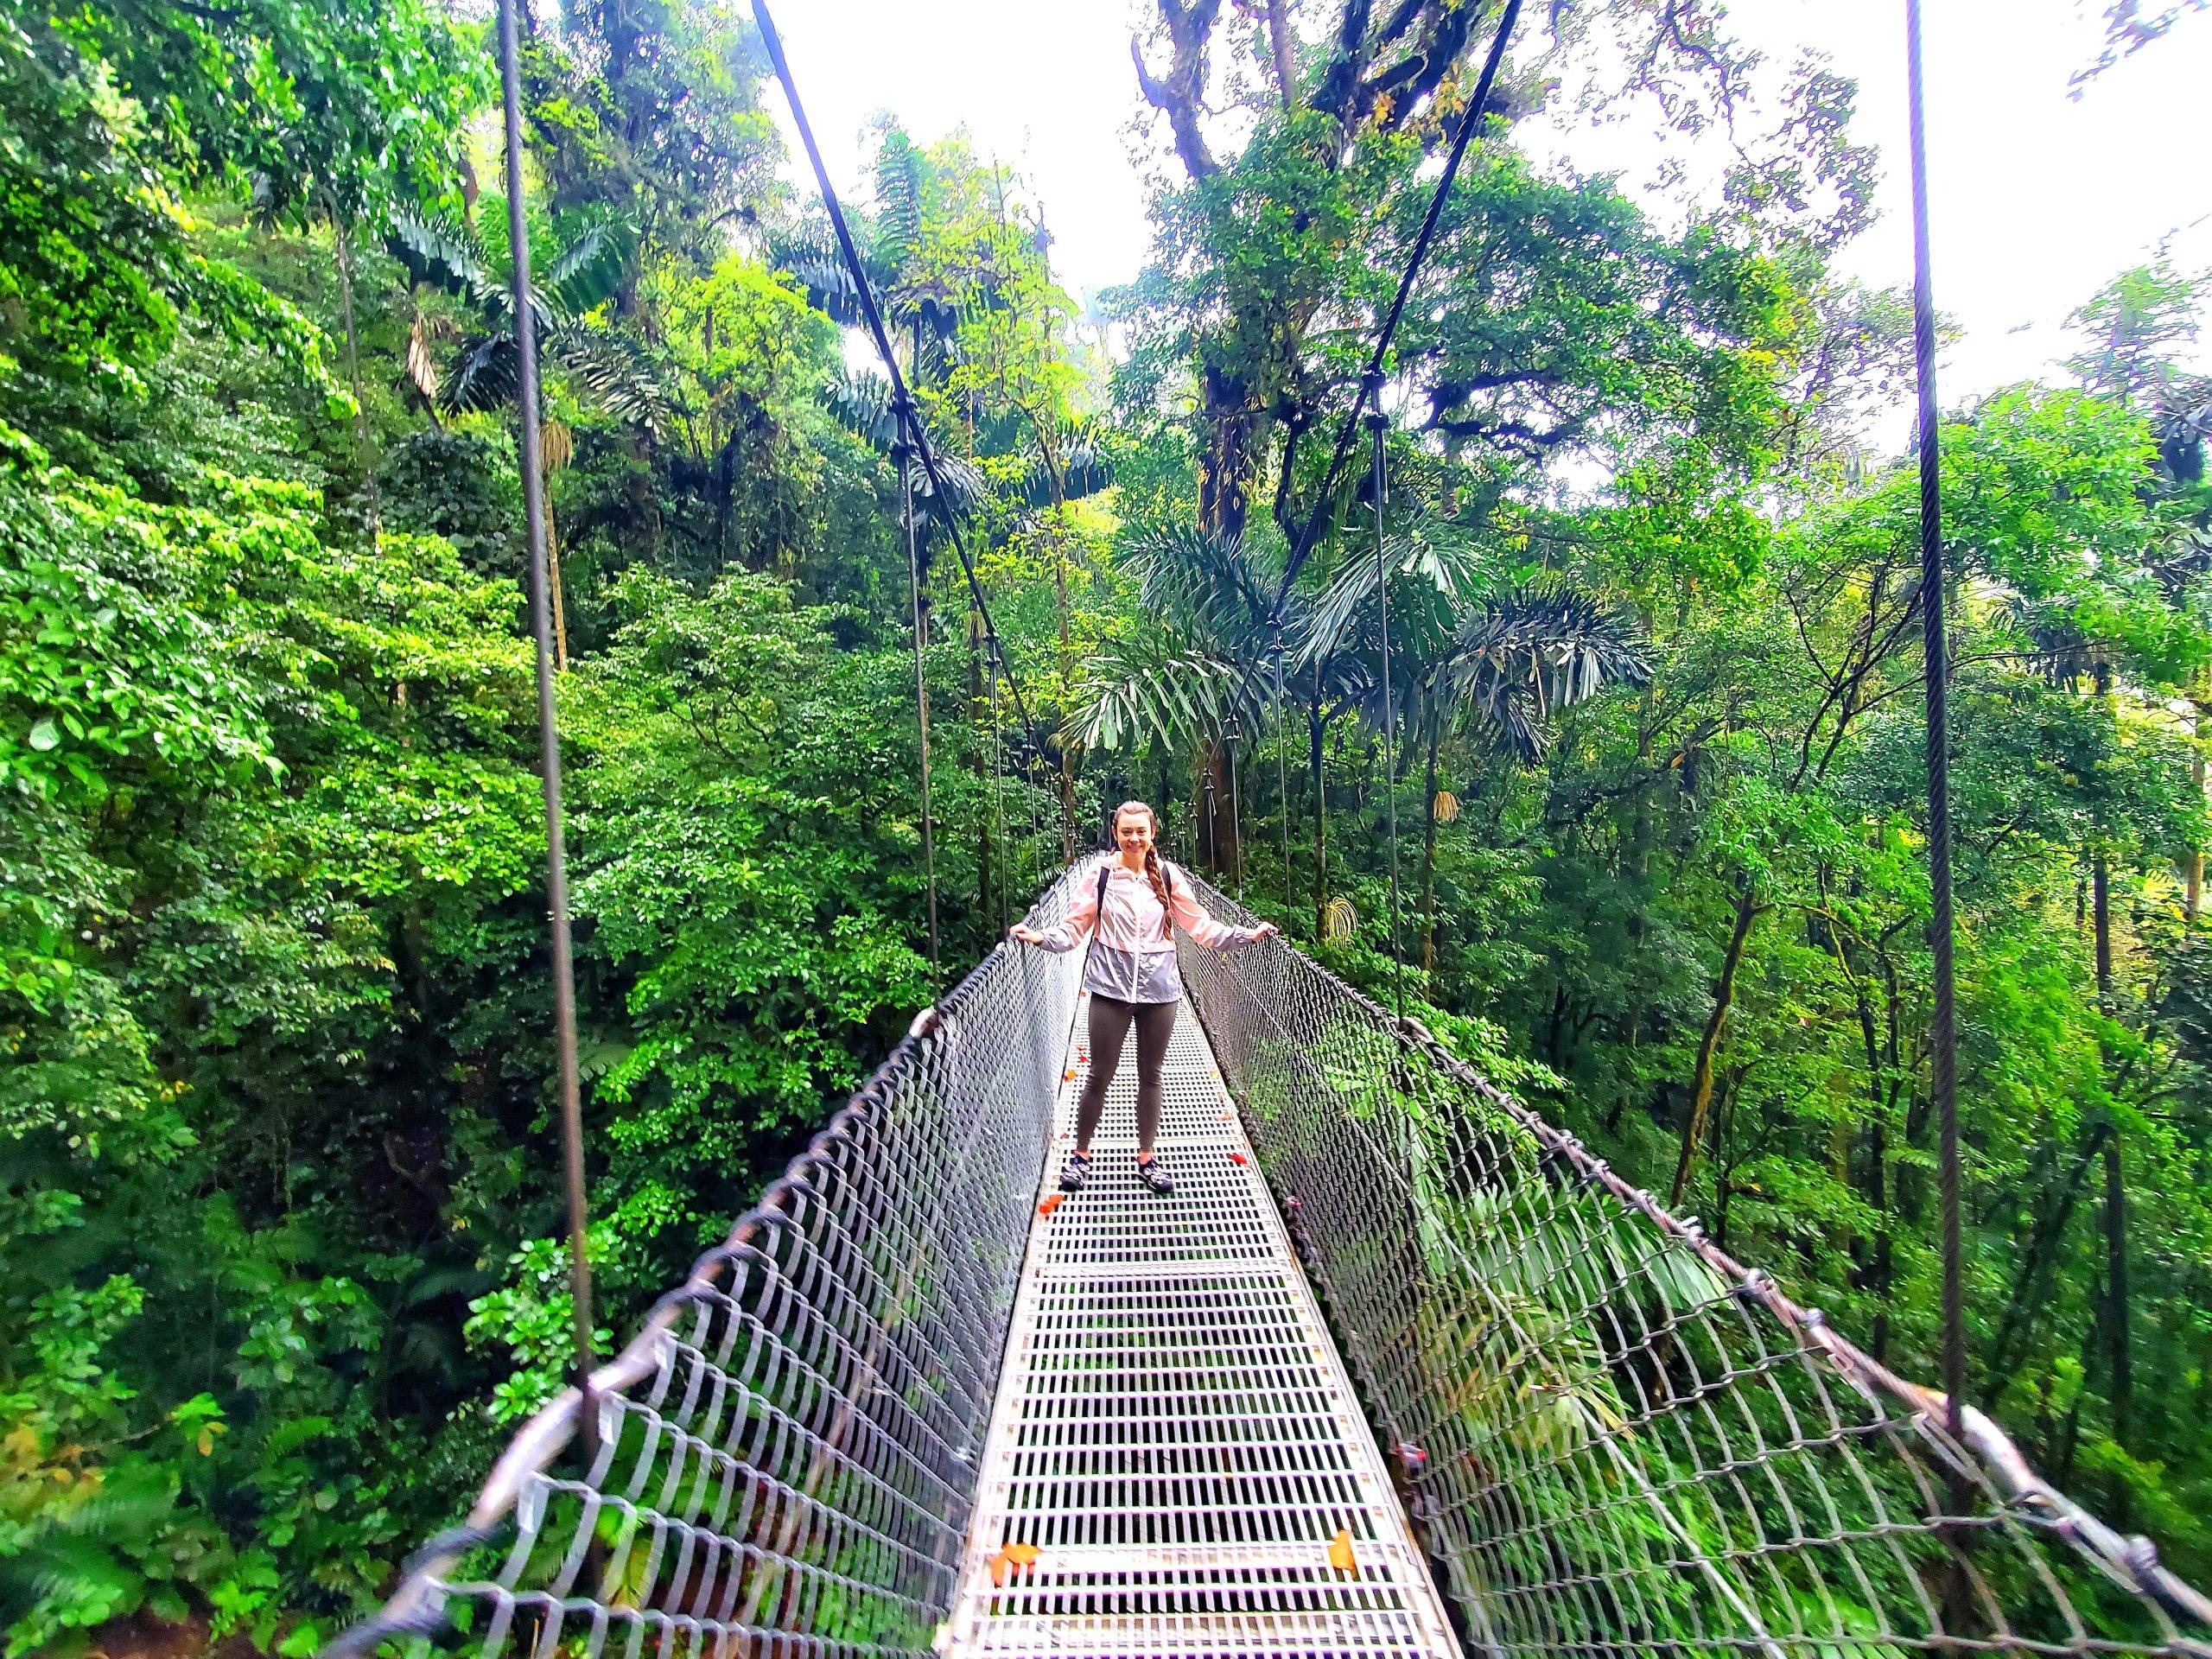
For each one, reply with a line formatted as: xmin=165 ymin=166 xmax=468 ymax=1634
xmin=3 ymin=0 xmax=2209 ymax=1652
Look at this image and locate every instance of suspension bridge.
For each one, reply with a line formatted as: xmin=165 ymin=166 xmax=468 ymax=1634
xmin=326 ymin=0 xmax=2212 ymax=1653
xmin=332 ymin=864 xmax=2210 ymax=1657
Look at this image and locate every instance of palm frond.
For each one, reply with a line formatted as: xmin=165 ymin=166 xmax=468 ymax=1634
xmin=540 ymin=221 xmax=632 ymax=319
xmin=874 ymin=132 xmax=925 ymax=274
xmin=1123 ymin=523 xmax=1279 ymax=660
xmin=1065 ymin=635 xmax=1263 ymax=756
xmin=1305 ymin=524 xmax=1494 ymax=669
xmin=826 ymin=368 xmax=901 ymax=448
xmin=442 ymin=334 xmax=518 ymax=415
xmin=404 ymin=313 xmax=441 ymax=403
xmin=553 ymin=326 xmax=669 ymax=435
xmin=1442 ymin=587 xmax=1653 ymax=762
xmin=910 ymin=451 xmax=988 ymax=525
xmin=767 ymin=225 xmax=888 ymax=328
xmin=792 ymin=257 xmax=870 ymax=327
xmin=386 ymin=210 xmax=491 ymax=302
xmin=1016 ymin=436 xmax=1116 ymax=509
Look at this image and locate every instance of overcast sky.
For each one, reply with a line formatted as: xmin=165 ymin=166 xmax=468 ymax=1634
xmin=760 ymin=1 xmax=2209 ymax=435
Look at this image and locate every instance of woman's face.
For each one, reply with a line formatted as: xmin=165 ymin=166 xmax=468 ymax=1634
xmin=1114 ymin=810 xmax=1155 ymax=858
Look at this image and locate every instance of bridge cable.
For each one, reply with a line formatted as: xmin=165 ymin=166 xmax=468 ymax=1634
xmin=1904 ymin=0 xmax=1968 ymax=1483
xmin=494 ymin=0 xmax=596 ymax=1452
xmin=1272 ymin=626 xmax=1293 ymax=930
xmin=753 ymin=0 xmax=1072 ymax=858
xmin=1252 ymin=0 xmax=1522 ymax=658
xmin=1369 ymin=415 xmax=1408 ymax=1019
xmin=900 ymin=442 xmax=941 ymax=980
xmin=1217 ymin=0 xmax=1520 ymax=907
xmin=1226 ymin=711 xmax=1244 ymax=899
xmin=989 ymin=635 xmax=1012 ymax=935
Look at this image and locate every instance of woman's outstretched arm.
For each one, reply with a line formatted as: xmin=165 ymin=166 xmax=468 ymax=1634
xmin=1166 ymin=864 xmax=1280 ymax=949
xmin=1011 ymin=869 xmax=1101 ymax=951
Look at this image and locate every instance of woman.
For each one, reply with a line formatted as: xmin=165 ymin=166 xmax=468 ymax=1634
xmin=1010 ymin=801 xmax=1278 ymax=1194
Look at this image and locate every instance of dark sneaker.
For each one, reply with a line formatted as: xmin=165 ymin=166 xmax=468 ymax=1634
xmin=1058 ymin=1152 xmax=1091 ymax=1192
xmin=1137 ymin=1159 xmax=1174 ymax=1196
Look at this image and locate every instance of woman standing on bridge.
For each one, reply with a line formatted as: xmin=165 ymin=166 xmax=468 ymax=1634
xmin=1010 ymin=800 xmax=1277 ymax=1195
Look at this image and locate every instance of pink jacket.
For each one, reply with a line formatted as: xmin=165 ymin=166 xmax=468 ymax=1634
xmin=1036 ymin=861 xmax=1260 ymax=957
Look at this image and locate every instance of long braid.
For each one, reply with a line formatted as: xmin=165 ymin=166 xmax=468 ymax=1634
xmin=1142 ymin=845 xmax=1173 ymax=938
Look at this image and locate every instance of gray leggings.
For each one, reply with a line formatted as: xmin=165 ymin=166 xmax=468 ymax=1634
xmin=1075 ymin=995 xmax=1178 ymax=1154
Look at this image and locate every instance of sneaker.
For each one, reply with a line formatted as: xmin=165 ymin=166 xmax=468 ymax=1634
xmin=1058 ymin=1152 xmax=1091 ymax=1192
xmin=1136 ymin=1158 xmax=1174 ymax=1196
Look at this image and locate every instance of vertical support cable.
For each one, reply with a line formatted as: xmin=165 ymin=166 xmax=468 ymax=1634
xmin=1026 ymin=754 xmax=1045 ymax=894
xmin=1203 ymin=768 xmax=1217 ymax=876
xmin=1905 ymin=0 xmax=1963 ymax=1452
xmin=1273 ymin=624 xmax=1293 ymax=930
xmin=1248 ymin=0 xmax=1522 ymax=655
xmin=900 ymin=436 xmax=941 ymax=981
xmin=495 ymin=0 xmax=594 ymax=1447
xmin=1370 ymin=412 xmax=1407 ymax=1020
xmin=1225 ymin=710 xmax=1244 ymax=900
xmin=989 ymin=638 xmax=1010 ymax=934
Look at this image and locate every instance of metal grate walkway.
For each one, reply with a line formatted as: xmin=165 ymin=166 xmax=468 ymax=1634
xmin=944 ymin=989 xmax=1462 ymax=1657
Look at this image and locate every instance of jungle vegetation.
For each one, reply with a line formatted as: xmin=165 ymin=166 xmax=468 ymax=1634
xmin=2 ymin=0 xmax=2208 ymax=1650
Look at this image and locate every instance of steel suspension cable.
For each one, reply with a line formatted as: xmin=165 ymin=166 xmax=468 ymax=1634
xmin=1273 ymin=626 xmax=1293 ymax=929
xmin=902 ymin=447 xmax=941 ymax=979
xmin=753 ymin=0 xmax=1071 ymax=861
xmin=1212 ymin=0 xmax=1521 ymax=895
xmin=1370 ymin=415 xmax=1407 ymax=1020
xmin=1904 ymin=0 xmax=1965 ymax=1457
xmin=1251 ymin=0 xmax=1522 ymax=651
xmin=1225 ymin=713 xmax=1244 ymax=899
xmin=988 ymin=636 xmax=1011 ymax=934
xmin=495 ymin=0 xmax=595 ymax=1450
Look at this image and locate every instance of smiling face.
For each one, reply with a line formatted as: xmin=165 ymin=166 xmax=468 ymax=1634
xmin=1113 ymin=804 xmax=1156 ymax=860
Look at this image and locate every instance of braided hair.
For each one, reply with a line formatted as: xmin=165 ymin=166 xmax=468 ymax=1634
xmin=1113 ymin=801 xmax=1175 ymax=938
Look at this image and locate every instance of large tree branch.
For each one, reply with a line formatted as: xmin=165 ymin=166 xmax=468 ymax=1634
xmin=1308 ymin=0 xmax=1496 ymax=137
xmin=1426 ymin=366 xmax=1566 ymax=416
xmin=1426 ymin=410 xmax=1589 ymax=458
xmin=1363 ymin=2 xmax=1478 ymax=131
xmin=1133 ymin=0 xmax=1226 ymax=179
xmin=1310 ymin=0 xmax=1376 ymax=119
xmin=1238 ymin=0 xmax=1300 ymax=109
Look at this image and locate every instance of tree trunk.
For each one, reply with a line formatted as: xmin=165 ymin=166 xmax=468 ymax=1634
xmin=2094 ymin=840 xmax=2113 ymax=1001
xmin=1669 ymin=885 xmax=1761 ymax=1206
xmin=2104 ymin=1130 xmax=2132 ymax=1467
xmin=1198 ymin=365 xmax=1257 ymax=543
xmin=546 ymin=507 xmax=569 ymax=672
xmin=1865 ymin=1106 xmax=1894 ymax=1364
xmin=1264 ymin=0 xmax=1298 ymax=108
xmin=1196 ymin=739 xmax=1240 ymax=877
xmin=1986 ymin=1125 xmax=2108 ymax=1388
xmin=970 ymin=608 xmax=990 ymax=927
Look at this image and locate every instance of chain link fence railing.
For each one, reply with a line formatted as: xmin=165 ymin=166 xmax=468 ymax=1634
xmin=329 ymin=873 xmax=1087 ymax=1659
xmin=1176 ymin=869 xmax=2212 ymax=1659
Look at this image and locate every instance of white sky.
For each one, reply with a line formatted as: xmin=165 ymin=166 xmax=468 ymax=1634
xmin=762 ymin=0 xmax=2210 ymax=435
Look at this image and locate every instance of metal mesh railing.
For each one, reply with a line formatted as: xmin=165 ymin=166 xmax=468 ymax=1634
xmin=1176 ymin=868 xmax=2212 ymax=1659
xmin=330 ymin=874 xmax=1087 ymax=1659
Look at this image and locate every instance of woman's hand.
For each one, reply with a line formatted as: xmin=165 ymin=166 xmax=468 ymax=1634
xmin=1008 ymin=925 xmax=1046 ymax=946
xmin=1251 ymin=922 xmax=1281 ymax=942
